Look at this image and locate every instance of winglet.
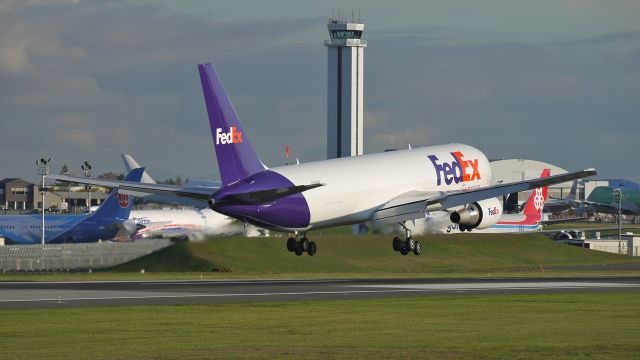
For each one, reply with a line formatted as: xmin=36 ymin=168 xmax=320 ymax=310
xmin=198 ymin=63 xmax=265 ymax=186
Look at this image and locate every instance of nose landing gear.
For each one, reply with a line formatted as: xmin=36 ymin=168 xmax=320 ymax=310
xmin=392 ymin=222 xmax=422 ymax=256
xmin=286 ymin=233 xmax=317 ymax=256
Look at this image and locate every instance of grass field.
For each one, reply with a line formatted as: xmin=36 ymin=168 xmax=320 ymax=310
xmin=2 ymin=233 xmax=640 ymax=281
xmin=1 ymin=292 xmax=639 ymax=359
xmin=2 ymin=233 xmax=640 ymax=358
xmin=115 ymin=233 xmax=640 ymax=275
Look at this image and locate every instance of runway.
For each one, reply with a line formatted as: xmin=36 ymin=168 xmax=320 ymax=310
xmin=1 ymin=277 xmax=639 ymax=309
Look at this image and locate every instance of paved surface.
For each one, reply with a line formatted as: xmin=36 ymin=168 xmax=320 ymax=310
xmin=1 ymin=277 xmax=639 ymax=309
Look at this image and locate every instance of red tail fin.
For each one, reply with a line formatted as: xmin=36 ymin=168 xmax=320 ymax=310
xmin=522 ymin=169 xmax=550 ymax=216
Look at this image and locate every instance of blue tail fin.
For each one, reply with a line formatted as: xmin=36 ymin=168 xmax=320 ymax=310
xmin=91 ymin=168 xmax=144 ymax=220
xmin=198 ymin=63 xmax=265 ymax=186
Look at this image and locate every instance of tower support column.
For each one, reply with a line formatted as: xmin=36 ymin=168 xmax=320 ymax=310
xmin=325 ymin=18 xmax=366 ymax=159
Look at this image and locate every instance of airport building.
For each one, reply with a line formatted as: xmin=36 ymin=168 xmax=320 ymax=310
xmin=0 ymin=177 xmax=106 ymax=212
xmin=490 ymin=159 xmax=638 ymax=207
xmin=0 ymin=178 xmax=37 ymax=211
xmin=490 ymin=159 xmax=572 ymax=202
xmin=325 ymin=16 xmax=366 ymax=159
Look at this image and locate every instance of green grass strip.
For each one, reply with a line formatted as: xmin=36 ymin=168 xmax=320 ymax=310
xmin=1 ymin=292 xmax=639 ymax=359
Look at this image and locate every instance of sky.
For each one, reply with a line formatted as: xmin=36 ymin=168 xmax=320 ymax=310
xmin=0 ymin=0 xmax=639 ymax=183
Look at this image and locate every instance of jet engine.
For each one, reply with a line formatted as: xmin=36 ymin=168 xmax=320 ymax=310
xmin=449 ymin=197 xmax=502 ymax=230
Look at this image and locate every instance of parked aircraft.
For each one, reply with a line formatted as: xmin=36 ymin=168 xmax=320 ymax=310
xmin=585 ymin=187 xmax=640 ymax=215
xmin=121 ymin=155 xmax=240 ymax=239
xmin=129 ymin=208 xmax=240 ymax=240
xmin=51 ymin=63 xmax=597 ymax=257
xmin=421 ymin=169 xmax=550 ymax=234
xmin=543 ymin=180 xmax=580 ymax=214
xmin=0 ymin=168 xmax=144 ymax=244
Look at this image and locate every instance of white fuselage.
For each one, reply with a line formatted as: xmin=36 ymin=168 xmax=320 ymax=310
xmin=129 ymin=208 xmax=239 ymax=239
xmin=418 ymin=211 xmax=543 ymax=235
xmin=272 ymin=144 xmax=492 ymax=230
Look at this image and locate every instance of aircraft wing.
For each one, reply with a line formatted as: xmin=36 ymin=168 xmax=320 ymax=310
xmin=371 ymin=168 xmax=597 ymax=224
xmin=50 ymin=175 xmax=323 ymax=205
xmin=50 ymin=174 xmax=214 ymax=201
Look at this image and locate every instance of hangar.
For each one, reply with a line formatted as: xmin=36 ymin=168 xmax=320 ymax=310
xmin=490 ymin=159 xmax=573 ymax=205
xmin=490 ymin=159 xmax=638 ymax=212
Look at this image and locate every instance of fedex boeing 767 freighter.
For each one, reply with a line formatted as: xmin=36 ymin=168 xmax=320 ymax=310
xmin=52 ymin=63 xmax=597 ymax=256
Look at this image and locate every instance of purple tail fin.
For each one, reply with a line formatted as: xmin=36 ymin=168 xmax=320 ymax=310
xmin=198 ymin=63 xmax=265 ymax=186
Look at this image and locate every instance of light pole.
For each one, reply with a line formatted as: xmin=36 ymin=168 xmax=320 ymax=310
xmin=81 ymin=161 xmax=92 ymax=212
xmin=614 ymin=189 xmax=622 ymax=240
xmin=60 ymin=164 xmax=70 ymax=213
xmin=36 ymin=157 xmax=52 ymax=245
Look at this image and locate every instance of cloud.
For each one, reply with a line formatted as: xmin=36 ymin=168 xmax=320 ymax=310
xmin=0 ymin=43 xmax=31 ymax=75
xmin=0 ymin=0 xmax=638 ymax=183
xmin=48 ymin=113 xmax=97 ymax=147
xmin=362 ymin=31 xmax=640 ymax=179
xmin=0 ymin=0 xmax=80 ymax=13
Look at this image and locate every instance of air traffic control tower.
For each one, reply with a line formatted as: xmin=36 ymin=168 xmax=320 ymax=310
xmin=324 ymin=16 xmax=367 ymax=159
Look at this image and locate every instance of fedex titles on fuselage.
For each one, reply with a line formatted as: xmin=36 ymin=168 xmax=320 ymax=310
xmin=428 ymin=151 xmax=482 ymax=186
xmin=216 ymin=127 xmax=243 ymax=145
xmin=267 ymin=144 xmax=490 ymax=229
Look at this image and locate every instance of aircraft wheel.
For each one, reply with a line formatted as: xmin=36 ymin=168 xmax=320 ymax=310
xmin=294 ymin=247 xmax=304 ymax=256
xmin=413 ymin=241 xmax=422 ymax=255
xmin=392 ymin=237 xmax=402 ymax=251
xmin=307 ymin=241 xmax=317 ymax=256
xmin=300 ymin=237 xmax=310 ymax=251
xmin=400 ymin=247 xmax=408 ymax=256
xmin=286 ymin=237 xmax=297 ymax=252
xmin=406 ymin=237 xmax=415 ymax=251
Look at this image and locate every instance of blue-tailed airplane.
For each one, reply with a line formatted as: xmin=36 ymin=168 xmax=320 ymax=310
xmin=51 ymin=63 xmax=597 ymax=257
xmin=0 ymin=168 xmax=144 ymax=244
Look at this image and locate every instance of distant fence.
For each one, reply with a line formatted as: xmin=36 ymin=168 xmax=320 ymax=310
xmin=0 ymin=240 xmax=172 ymax=272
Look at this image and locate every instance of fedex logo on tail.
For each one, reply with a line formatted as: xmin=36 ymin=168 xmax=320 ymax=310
xmin=216 ymin=127 xmax=243 ymax=145
xmin=428 ymin=151 xmax=481 ymax=186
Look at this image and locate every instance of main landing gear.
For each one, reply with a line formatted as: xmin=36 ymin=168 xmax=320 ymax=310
xmin=286 ymin=233 xmax=317 ymax=256
xmin=392 ymin=222 xmax=422 ymax=256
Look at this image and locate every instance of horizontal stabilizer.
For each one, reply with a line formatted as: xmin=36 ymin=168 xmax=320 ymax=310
xmin=215 ymin=183 xmax=324 ymax=206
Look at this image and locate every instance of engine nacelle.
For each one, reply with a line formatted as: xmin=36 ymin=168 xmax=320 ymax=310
xmin=449 ymin=197 xmax=502 ymax=230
